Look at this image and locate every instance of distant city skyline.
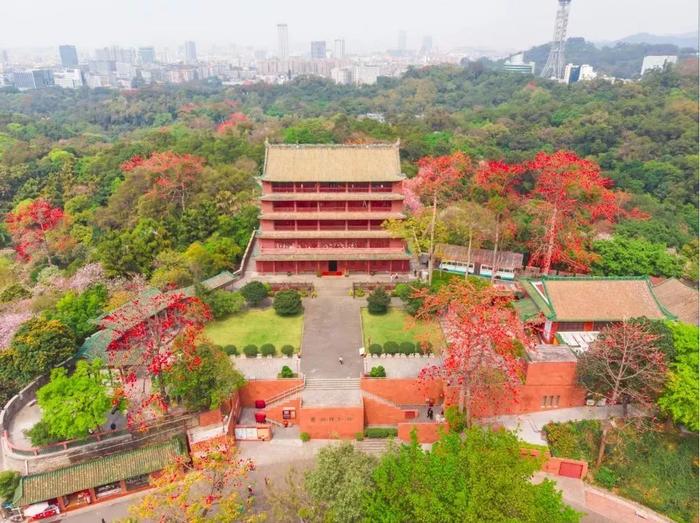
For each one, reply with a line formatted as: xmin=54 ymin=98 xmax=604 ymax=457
xmin=1 ymin=0 xmax=697 ymax=54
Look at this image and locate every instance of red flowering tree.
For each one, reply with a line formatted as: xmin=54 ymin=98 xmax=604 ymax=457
xmin=577 ymin=320 xmax=668 ymax=466
xmin=5 ymin=198 xmax=65 ymax=265
xmin=403 ymin=152 xmax=471 ymax=283
xmin=216 ymin=112 xmax=249 ymax=134
xmin=416 ymin=280 xmax=532 ymax=425
xmin=525 ymin=151 xmax=622 ymax=274
xmin=122 ymin=151 xmax=205 ymax=214
xmin=102 ymin=291 xmax=211 ymax=428
xmin=129 ymin=436 xmax=261 ymax=522
xmin=474 ymin=160 xmax=523 ymax=282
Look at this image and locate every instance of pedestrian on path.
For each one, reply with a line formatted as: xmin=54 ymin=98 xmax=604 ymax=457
xmin=338 ymin=356 xmax=344 ymax=365
xmin=247 ymin=485 xmax=254 ymax=498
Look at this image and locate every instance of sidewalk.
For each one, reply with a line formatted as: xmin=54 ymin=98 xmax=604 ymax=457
xmin=481 ymin=405 xmax=633 ymax=445
xmin=534 ymin=472 xmax=672 ymax=523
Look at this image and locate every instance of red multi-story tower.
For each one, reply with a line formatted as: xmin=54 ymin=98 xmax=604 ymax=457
xmin=255 ymin=143 xmax=411 ymax=275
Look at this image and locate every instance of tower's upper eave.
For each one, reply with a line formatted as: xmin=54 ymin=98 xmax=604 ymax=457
xmin=261 ymin=142 xmax=405 ymax=183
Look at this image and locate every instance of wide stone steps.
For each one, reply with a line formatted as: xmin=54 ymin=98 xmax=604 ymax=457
xmin=304 ymin=378 xmax=361 ymax=390
xmin=354 ymin=439 xmax=392 ymax=456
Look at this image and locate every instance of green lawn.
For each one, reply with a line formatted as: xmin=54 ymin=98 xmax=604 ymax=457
xmin=361 ymin=307 xmax=445 ymax=351
xmin=204 ymin=308 xmax=304 ymax=351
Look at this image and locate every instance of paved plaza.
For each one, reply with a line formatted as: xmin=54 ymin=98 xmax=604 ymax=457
xmin=299 ymin=278 xmax=365 ymax=379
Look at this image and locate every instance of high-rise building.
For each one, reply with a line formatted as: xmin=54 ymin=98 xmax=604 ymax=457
xmin=504 ymin=53 xmax=536 ymax=74
xmin=334 ymin=39 xmax=346 ymax=59
xmin=138 ymin=47 xmax=156 ymax=65
xmin=277 ymin=24 xmax=289 ymax=59
xmin=640 ymin=55 xmax=678 ymax=75
xmin=310 ymin=41 xmax=326 ymax=59
xmin=398 ymin=30 xmax=407 ymax=52
xmin=184 ymin=41 xmax=197 ymax=64
xmin=59 ymin=45 xmax=79 ymax=67
xmin=420 ymin=36 xmax=433 ymax=55
xmin=256 ymin=143 xmax=410 ymax=275
xmin=12 ymin=69 xmax=54 ymax=90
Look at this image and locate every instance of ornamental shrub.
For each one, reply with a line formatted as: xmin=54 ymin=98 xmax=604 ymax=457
xmin=243 ymin=344 xmax=258 ymax=358
xmin=367 ymin=287 xmax=391 ymax=314
xmin=364 ymin=427 xmax=397 ymax=438
xmin=205 ymin=290 xmax=245 ymax=319
xmin=279 ymin=365 xmax=295 ymax=378
xmin=383 ymin=341 xmax=399 ymax=354
xmin=300 ymin=432 xmax=311 ymax=442
xmin=224 ymin=345 xmax=238 ymax=356
xmin=369 ymin=366 xmax=386 ymax=378
xmin=241 ymin=281 xmax=268 ymax=306
xmin=260 ymin=343 xmax=276 ymax=356
xmin=594 ymin=466 xmax=619 ymax=489
xmin=368 ymin=343 xmax=382 ymax=355
xmin=281 ymin=344 xmax=295 ymax=357
xmin=400 ymin=341 xmax=415 ymax=354
xmin=0 ymin=283 xmax=30 ymax=303
xmin=273 ymin=289 xmax=303 ymax=316
xmin=418 ymin=341 xmax=433 ymax=354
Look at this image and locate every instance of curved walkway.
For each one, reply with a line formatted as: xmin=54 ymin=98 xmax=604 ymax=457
xmin=534 ymin=472 xmax=672 ymax=523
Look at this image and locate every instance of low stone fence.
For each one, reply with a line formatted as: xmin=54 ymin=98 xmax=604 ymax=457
xmin=268 ymin=282 xmax=315 ymax=294
xmin=231 ymin=354 xmax=301 ymax=380
xmin=352 ymin=280 xmax=412 ymax=297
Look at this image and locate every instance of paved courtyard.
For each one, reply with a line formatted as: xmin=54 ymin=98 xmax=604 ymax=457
xmin=299 ymin=278 xmax=364 ymax=378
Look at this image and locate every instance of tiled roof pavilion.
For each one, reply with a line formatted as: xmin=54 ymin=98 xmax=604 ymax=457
xmin=520 ymin=276 xmax=674 ymax=322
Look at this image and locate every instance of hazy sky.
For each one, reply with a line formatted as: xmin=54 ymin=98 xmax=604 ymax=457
xmin=2 ymin=0 xmax=697 ymax=53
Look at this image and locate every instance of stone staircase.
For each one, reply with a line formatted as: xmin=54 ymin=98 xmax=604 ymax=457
xmin=354 ymin=438 xmax=392 ymax=456
xmin=304 ymin=378 xmax=361 ymax=390
xmin=301 ymin=378 xmax=362 ymax=406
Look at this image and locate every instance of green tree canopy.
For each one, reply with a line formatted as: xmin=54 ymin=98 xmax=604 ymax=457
xmin=165 ymin=343 xmax=245 ymax=412
xmin=364 ymin=428 xmax=579 ymax=523
xmin=658 ymin=322 xmax=699 ymax=431
xmin=35 ymin=358 xmax=113 ymax=441
xmin=592 ymin=236 xmax=683 ymax=278
xmin=44 ymin=284 xmax=108 ymax=342
xmin=10 ymin=317 xmax=76 ymax=379
xmin=305 ymin=443 xmax=377 ymax=523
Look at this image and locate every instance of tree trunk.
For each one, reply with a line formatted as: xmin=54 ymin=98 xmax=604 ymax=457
xmin=491 ymin=215 xmax=500 ymax=283
xmin=543 ymin=205 xmax=558 ymax=275
xmin=465 ymin=226 xmax=473 ymax=280
xmin=427 ymin=194 xmax=437 ymax=285
xmin=596 ymin=425 xmax=609 ymax=468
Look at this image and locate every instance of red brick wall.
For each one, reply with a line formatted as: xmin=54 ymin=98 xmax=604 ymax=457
xmin=363 ymin=397 xmax=407 ymax=425
xmin=444 ymin=359 xmax=587 ymax=417
xmin=239 ymin=379 xmax=304 ymax=407
xmin=266 ymin=398 xmax=301 ymax=426
xmin=397 ymin=422 xmax=448 ymax=443
xmin=299 ymin=406 xmax=365 ymax=439
xmin=361 ymin=378 xmax=443 ymax=406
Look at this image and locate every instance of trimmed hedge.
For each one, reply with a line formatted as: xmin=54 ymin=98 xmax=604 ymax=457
xmin=281 ymin=344 xmax=295 ymax=357
xmin=223 ymin=344 xmax=238 ymax=356
xmin=383 ymin=341 xmax=399 ymax=354
xmin=260 ymin=343 xmax=276 ymax=356
xmin=364 ymin=427 xmax=398 ymax=438
xmin=243 ymin=344 xmax=259 ymax=358
xmin=368 ymin=343 xmax=383 ymax=355
xmin=399 ymin=341 xmax=415 ymax=354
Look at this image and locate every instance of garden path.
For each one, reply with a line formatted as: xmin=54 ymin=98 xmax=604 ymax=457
xmin=299 ymin=278 xmax=364 ymax=379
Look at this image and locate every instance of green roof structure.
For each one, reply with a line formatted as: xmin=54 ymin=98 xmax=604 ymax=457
xmin=519 ymin=276 xmax=675 ymax=322
xmin=14 ymin=438 xmax=188 ymax=507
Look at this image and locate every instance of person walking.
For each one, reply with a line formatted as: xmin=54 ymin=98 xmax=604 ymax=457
xmin=338 ymin=356 xmax=344 ymax=365
xmin=247 ymin=485 xmax=254 ymax=498
xmin=427 ymin=407 xmax=434 ymax=420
